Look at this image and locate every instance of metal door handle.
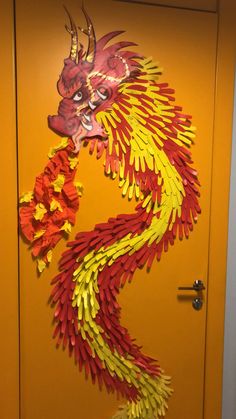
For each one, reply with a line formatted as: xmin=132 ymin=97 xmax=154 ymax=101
xmin=178 ymin=280 xmax=205 ymax=292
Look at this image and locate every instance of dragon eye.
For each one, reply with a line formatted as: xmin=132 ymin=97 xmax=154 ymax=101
xmin=73 ymin=91 xmax=83 ymax=102
xmin=97 ymin=86 xmax=109 ymax=100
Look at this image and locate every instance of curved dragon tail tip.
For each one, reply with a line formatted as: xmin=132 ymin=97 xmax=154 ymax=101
xmin=113 ymin=372 xmax=172 ymax=419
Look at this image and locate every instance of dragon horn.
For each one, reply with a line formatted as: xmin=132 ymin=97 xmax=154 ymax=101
xmin=64 ymin=6 xmax=79 ymax=62
xmin=79 ymin=6 xmax=96 ymax=64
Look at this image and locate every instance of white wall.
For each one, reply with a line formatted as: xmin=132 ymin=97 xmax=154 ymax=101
xmin=222 ymin=74 xmax=236 ymax=419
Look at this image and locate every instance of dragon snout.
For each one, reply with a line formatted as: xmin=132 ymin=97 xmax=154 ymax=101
xmin=48 ymin=111 xmax=107 ymax=143
xmin=48 ymin=114 xmax=79 ymax=137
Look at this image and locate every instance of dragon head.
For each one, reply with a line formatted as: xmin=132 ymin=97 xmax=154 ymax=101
xmin=48 ymin=7 xmax=141 ymax=152
xmin=48 ymin=7 xmax=197 ymax=211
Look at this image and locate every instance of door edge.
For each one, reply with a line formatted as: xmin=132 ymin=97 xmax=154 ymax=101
xmin=0 ymin=0 xmax=20 ymax=418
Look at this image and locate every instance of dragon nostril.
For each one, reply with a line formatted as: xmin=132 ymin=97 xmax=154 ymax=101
xmin=67 ymin=119 xmax=75 ymax=129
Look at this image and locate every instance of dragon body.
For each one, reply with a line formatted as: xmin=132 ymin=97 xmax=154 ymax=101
xmin=19 ymin=8 xmax=200 ymax=419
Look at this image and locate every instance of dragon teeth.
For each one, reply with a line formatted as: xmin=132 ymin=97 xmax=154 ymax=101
xmin=84 ymin=114 xmax=91 ymax=122
xmin=81 ymin=120 xmax=93 ymax=131
xmin=88 ymin=100 xmax=97 ymax=110
xmin=97 ymin=90 xmax=107 ymax=100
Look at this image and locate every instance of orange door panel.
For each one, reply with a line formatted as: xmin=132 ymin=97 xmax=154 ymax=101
xmin=16 ymin=1 xmax=217 ymax=418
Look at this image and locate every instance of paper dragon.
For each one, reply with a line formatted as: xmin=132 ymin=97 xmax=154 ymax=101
xmin=19 ymin=7 xmax=201 ymax=419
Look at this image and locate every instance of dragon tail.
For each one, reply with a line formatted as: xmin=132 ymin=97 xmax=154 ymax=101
xmin=50 ymin=203 xmax=182 ymax=418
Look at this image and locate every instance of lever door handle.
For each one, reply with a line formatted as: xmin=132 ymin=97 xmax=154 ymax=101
xmin=178 ymin=280 xmax=205 ymax=292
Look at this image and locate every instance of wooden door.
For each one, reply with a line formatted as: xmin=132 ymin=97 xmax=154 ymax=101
xmin=15 ymin=0 xmax=218 ymax=418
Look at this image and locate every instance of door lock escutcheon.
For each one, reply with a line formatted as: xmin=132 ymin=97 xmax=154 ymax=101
xmin=192 ymin=298 xmax=203 ymax=311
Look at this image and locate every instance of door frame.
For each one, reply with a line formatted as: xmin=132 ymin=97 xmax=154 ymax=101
xmin=204 ymin=1 xmax=236 ymax=418
xmin=0 ymin=1 xmax=19 ymax=419
xmin=0 ymin=0 xmax=235 ymax=418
